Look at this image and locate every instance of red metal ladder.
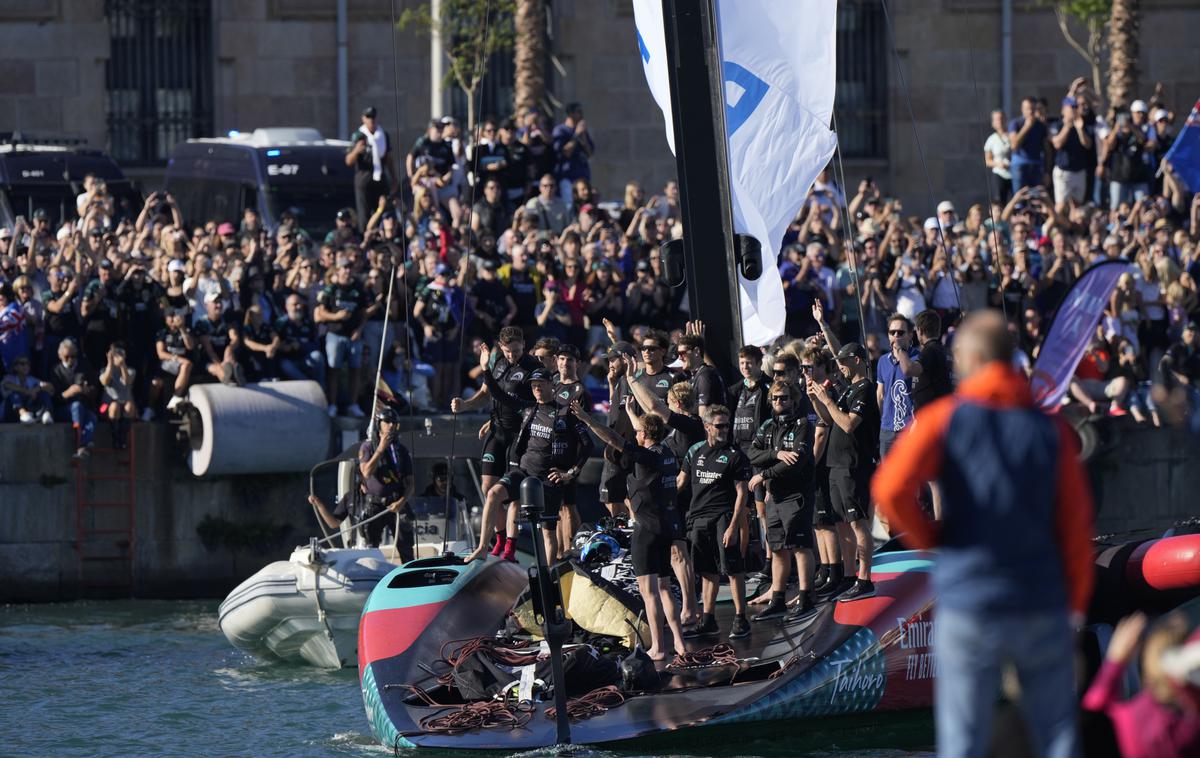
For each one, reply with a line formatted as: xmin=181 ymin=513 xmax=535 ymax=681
xmin=74 ymin=432 xmax=136 ymax=597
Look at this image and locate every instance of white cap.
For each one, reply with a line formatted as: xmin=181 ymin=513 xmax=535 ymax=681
xmin=56 ymin=226 xmax=72 ymax=242
xmin=923 ymin=217 xmax=939 ymax=231
xmin=937 ymin=200 xmax=956 ymax=215
xmin=1130 ymin=99 xmax=1148 ymax=113
xmin=1151 ymin=108 xmax=1169 ymax=122
xmin=204 ymin=290 xmax=222 ymax=303
xmin=168 ymin=259 xmax=186 ymax=273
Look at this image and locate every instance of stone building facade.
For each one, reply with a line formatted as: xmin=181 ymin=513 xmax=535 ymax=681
xmin=0 ymin=0 xmax=1196 ymax=216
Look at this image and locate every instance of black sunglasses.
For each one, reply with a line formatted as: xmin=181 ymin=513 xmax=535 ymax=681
xmin=770 ymin=395 xmax=792 ymax=402
xmin=709 ymin=422 xmax=731 ymax=430
xmin=772 ymin=369 xmax=789 ymax=377
xmin=800 ymin=364 xmax=815 ymax=372
xmin=640 ymin=344 xmax=662 ymax=352
xmin=888 ymin=329 xmax=907 ymax=336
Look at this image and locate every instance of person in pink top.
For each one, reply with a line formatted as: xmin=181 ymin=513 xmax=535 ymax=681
xmin=1082 ymin=611 xmax=1200 ymax=758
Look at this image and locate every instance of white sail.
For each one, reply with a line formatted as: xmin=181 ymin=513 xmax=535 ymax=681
xmin=633 ymin=0 xmax=839 ymax=346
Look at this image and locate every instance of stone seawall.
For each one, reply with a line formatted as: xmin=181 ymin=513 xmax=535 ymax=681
xmin=0 ymin=416 xmax=1193 ymax=602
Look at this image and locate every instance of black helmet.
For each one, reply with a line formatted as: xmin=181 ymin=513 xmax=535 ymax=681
xmin=375 ymin=406 xmax=400 ymax=424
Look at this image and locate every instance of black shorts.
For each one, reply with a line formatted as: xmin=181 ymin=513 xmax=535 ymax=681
xmin=812 ymin=466 xmax=836 ymax=527
xmin=481 ymin=429 xmax=513 ymax=477
xmin=560 ymin=480 xmax=578 ymax=507
xmin=688 ymin=513 xmax=744 ymax=577
xmin=630 ymin=525 xmax=673 ymax=577
xmin=765 ymin=496 xmax=813 ymax=551
xmin=498 ymin=469 xmax=563 ymax=511
xmin=598 ymin=458 xmax=628 ymax=503
xmin=828 ymin=466 xmax=872 ymax=524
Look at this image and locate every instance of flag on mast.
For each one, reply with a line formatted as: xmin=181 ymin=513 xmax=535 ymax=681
xmin=1163 ymin=98 xmax=1200 ymax=194
xmin=632 ymin=0 xmax=839 ymax=346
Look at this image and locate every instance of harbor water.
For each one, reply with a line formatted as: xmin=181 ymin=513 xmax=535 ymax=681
xmin=0 ymin=600 xmax=934 ymax=757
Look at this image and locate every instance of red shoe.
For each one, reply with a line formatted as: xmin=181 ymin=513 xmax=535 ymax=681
xmin=489 ymin=533 xmax=505 ymax=557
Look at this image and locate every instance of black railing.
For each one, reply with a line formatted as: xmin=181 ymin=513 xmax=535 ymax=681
xmin=835 ymin=0 xmax=887 ymax=160
xmin=104 ymin=0 xmax=214 ymax=166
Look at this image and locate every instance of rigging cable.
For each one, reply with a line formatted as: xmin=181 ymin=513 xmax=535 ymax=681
xmin=830 ymin=111 xmax=872 ymax=345
xmin=961 ymin=5 xmax=1010 ymax=324
xmin=878 ymin=0 xmax=964 ymax=315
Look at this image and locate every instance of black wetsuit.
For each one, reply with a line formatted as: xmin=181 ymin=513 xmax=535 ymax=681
xmin=731 ymin=374 xmax=770 ymax=503
xmin=622 ymin=441 xmax=683 ymax=577
xmin=481 ymin=353 xmax=539 ymax=476
xmin=483 ymin=370 xmax=593 ymax=509
xmin=746 ymin=413 xmax=814 ymax=550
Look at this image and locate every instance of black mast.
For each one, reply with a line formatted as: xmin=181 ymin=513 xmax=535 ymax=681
xmin=660 ymin=0 xmax=742 ymax=374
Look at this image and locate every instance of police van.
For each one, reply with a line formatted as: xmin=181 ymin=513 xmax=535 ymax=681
xmin=0 ymin=136 xmax=141 ymax=228
xmin=163 ymin=128 xmax=356 ymax=240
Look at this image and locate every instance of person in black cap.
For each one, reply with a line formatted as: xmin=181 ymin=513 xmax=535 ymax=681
xmin=468 ymin=348 xmax=593 ymax=562
xmin=551 ymin=342 xmax=591 ymax=556
xmin=808 ymin=341 xmax=880 ymax=602
xmin=598 ymin=339 xmax=638 ymax=519
xmin=346 ymin=106 xmax=398 ymax=228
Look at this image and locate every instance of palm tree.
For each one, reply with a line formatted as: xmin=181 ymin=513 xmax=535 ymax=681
xmin=513 ymin=0 xmax=545 ymax=118
xmin=1107 ymin=0 xmax=1140 ymax=111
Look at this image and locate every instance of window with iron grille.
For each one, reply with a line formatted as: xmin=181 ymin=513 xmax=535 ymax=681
xmin=835 ymin=0 xmax=887 ymax=160
xmin=105 ymin=0 xmax=214 ymax=166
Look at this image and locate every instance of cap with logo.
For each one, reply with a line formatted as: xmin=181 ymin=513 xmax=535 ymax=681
xmin=836 ymin=342 xmax=868 ymax=362
xmin=529 ymin=367 xmax=552 ymax=383
xmin=606 ymin=341 xmax=637 ymax=360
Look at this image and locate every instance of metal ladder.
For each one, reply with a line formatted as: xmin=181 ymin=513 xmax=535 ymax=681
xmin=74 ymin=430 xmax=136 ymax=597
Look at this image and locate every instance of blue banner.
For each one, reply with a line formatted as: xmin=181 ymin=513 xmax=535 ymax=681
xmin=1164 ymin=98 xmax=1200 ymax=194
xmin=1030 ymin=260 xmax=1132 ymax=411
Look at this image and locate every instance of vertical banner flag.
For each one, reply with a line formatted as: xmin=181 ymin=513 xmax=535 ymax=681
xmin=632 ymin=0 xmax=839 ymax=346
xmin=1163 ymin=98 xmax=1200 ymax=194
xmin=1030 ymin=260 xmax=1132 ymax=411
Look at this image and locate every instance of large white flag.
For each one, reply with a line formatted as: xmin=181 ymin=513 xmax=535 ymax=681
xmin=632 ymin=0 xmax=838 ymax=346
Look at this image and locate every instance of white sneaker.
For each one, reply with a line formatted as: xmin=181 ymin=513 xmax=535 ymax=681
xmin=40 ymin=410 xmax=53 ymax=425
xmin=166 ymin=395 xmax=184 ymax=411
xmin=327 ymin=404 xmax=338 ymax=418
xmin=141 ymin=408 xmax=155 ymax=422
xmin=345 ymin=405 xmax=366 ymax=419
xmin=19 ymin=409 xmax=35 ymax=424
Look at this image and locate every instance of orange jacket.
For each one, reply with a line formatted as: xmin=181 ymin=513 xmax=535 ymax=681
xmin=872 ymin=362 xmax=1095 ymax=615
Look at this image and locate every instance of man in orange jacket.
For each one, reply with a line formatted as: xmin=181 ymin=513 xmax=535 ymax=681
xmin=873 ymin=310 xmax=1094 ymax=758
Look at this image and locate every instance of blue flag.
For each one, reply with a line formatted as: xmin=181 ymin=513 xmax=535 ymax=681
xmin=1164 ymin=98 xmax=1200 ymax=194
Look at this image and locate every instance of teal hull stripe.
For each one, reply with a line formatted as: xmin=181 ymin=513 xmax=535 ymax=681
xmin=362 ymin=663 xmax=412 ymax=750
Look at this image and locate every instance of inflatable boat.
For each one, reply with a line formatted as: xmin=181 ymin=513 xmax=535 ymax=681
xmin=357 ymin=532 xmax=1200 ymax=750
xmin=219 ymin=493 xmax=477 ymax=668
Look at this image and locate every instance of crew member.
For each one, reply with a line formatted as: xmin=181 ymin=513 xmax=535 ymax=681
xmin=598 ymin=341 xmax=637 ymax=519
xmin=551 ymin=343 xmax=591 ymax=557
xmin=574 ymin=402 xmax=686 ymax=660
xmin=628 ymin=373 xmax=704 ymax=627
xmin=731 ymin=344 xmax=772 ymax=567
xmin=801 ymin=345 xmax=844 ymax=596
xmin=809 ymin=342 xmax=879 ymax=602
xmin=676 ymin=324 xmax=726 ymax=418
xmin=452 ymin=325 xmax=538 ymax=555
xmin=679 ymin=404 xmax=753 ymax=640
xmin=746 ymin=381 xmax=816 ymax=622
xmin=468 ymin=351 xmax=593 ymax=562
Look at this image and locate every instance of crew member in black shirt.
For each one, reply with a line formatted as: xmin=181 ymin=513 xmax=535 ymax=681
xmin=677 ymin=326 xmax=726 ymax=417
xmin=746 ymin=381 xmax=816 ymax=622
xmin=680 ymin=404 xmax=753 ymax=640
xmin=574 ymin=403 xmax=687 ymax=660
xmin=802 ymin=345 xmax=845 ymax=596
xmin=629 ymin=373 xmax=703 ymax=626
xmin=732 ymin=344 xmax=772 ymax=567
xmin=452 ymin=325 xmax=538 ymax=553
xmin=902 ymin=309 xmax=953 ymax=519
xmin=809 ymin=342 xmax=880 ymax=602
xmin=552 ymin=343 xmax=591 ymax=556
xmin=468 ymin=355 xmax=593 ymax=562
xmin=599 ymin=341 xmax=637 ymax=520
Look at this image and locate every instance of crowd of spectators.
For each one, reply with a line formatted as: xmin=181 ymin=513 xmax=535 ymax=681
xmin=0 ymin=77 xmax=1199 ymax=457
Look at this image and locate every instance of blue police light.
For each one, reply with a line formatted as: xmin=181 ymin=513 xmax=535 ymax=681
xmin=266 ymin=149 xmax=281 ymax=157
xmin=227 ymin=130 xmax=241 ymax=138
